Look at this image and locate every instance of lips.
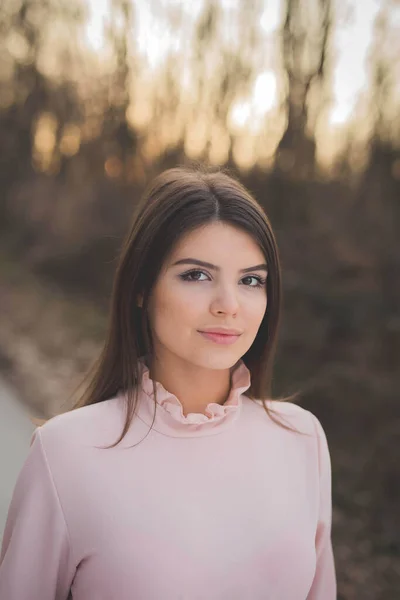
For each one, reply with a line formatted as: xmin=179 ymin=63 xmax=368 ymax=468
xmin=199 ymin=328 xmax=242 ymax=335
xmin=198 ymin=330 xmax=242 ymax=345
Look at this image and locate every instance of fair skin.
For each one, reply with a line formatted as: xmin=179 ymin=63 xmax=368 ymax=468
xmin=145 ymin=221 xmax=268 ymax=416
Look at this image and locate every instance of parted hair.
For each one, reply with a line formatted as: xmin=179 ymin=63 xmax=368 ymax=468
xmin=59 ymin=165 xmax=301 ymax=447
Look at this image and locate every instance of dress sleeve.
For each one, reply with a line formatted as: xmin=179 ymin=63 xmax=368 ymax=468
xmin=0 ymin=427 xmax=75 ymax=600
xmin=307 ymin=414 xmax=337 ymax=600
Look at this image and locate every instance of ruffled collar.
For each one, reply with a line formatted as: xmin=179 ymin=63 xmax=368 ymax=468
xmin=133 ymin=358 xmax=251 ymax=437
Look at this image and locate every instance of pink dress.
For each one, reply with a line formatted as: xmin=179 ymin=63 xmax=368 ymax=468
xmin=0 ymin=359 xmax=336 ymax=599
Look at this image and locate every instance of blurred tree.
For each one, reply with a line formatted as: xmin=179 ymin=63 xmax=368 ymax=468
xmin=150 ymin=0 xmax=263 ymax=166
xmin=101 ymin=0 xmax=138 ymax=174
xmin=190 ymin=0 xmax=263 ymax=164
xmin=354 ymin=2 xmax=400 ymax=372
xmin=275 ymin=0 xmax=332 ymax=179
xmin=0 ymin=0 xmax=84 ymax=222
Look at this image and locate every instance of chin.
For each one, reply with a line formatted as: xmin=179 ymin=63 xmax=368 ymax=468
xmin=190 ymin=350 xmax=243 ymax=371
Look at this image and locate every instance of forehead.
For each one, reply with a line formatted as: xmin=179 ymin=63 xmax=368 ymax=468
xmin=167 ymin=222 xmax=265 ymax=263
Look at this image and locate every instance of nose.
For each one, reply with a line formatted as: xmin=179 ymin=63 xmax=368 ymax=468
xmin=210 ymin=283 xmax=240 ymax=317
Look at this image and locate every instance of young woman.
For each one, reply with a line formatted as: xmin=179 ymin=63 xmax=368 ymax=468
xmin=0 ymin=166 xmax=336 ymax=599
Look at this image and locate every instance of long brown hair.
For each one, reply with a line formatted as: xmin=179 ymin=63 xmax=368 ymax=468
xmin=62 ymin=165 xmax=301 ymax=446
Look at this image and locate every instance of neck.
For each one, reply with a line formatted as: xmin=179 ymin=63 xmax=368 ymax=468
xmin=148 ymin=354 xmax=232 ymax=416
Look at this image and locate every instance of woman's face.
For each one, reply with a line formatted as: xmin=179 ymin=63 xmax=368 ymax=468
xmin=146 ymin=222 xmax=268 ymax=371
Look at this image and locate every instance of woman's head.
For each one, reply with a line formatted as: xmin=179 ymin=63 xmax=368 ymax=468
xmin=73 ymin=166 xmax=287 ymax=446
xmin=116 ymin=167 xmax=281 ymax=386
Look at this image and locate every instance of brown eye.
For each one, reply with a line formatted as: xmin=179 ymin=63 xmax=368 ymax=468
xmin=180 ymin=270 xmax=210 ymax=282
xmin=241 ymin=275 xmax=266 ymax=288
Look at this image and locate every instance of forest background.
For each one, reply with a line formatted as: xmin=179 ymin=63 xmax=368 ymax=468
xmin=0 ymin=0 xmax=399 ymax=597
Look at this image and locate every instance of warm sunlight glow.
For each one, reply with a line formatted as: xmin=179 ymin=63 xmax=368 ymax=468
xmin=260 ymin=0 xmax=281 ymax=35
xmin=229 ymin=70 xmax=277 ymax=132
xmin=254 ymin=71 xmax=277 ymax=113
xmin=230 ymin=102 xmax=252 ymax=129
xmin=85 ymin=0 xmax=109 ymax=51
xmin=328 ymin=0 xmax=381 ymax=127
xmin=82 ymin=0 xmax=392 ymax=163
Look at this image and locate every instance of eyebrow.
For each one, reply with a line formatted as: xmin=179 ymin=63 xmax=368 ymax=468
xmin=172 ymin=258 xmax=268 ymax=274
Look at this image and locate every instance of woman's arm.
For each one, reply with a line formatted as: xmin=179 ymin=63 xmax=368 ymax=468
xmin=307 ymin=413 xmax=337 ymax=600
xmin=0 ymin=427 xmax=75 ymax=600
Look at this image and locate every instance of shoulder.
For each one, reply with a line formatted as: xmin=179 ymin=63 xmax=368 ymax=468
xmin=35 ymin=393 xmax=126 ymax=453
xmin=262 ymin=399 xmax=332 ymax=466
xmin=242 ymin=396 xmax=320 ymax=436
xmin=242 ymin=397 xmax=332 ymax=474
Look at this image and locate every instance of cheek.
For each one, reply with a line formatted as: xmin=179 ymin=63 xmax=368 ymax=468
xmin=149 ymin=282 xmax=204 ymax=334
xmin=244 ymin=293 xmax=267 ymax=330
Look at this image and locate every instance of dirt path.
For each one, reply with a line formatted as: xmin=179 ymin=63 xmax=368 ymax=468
xmin=0 ymin=377 xmax=35 ymax=548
